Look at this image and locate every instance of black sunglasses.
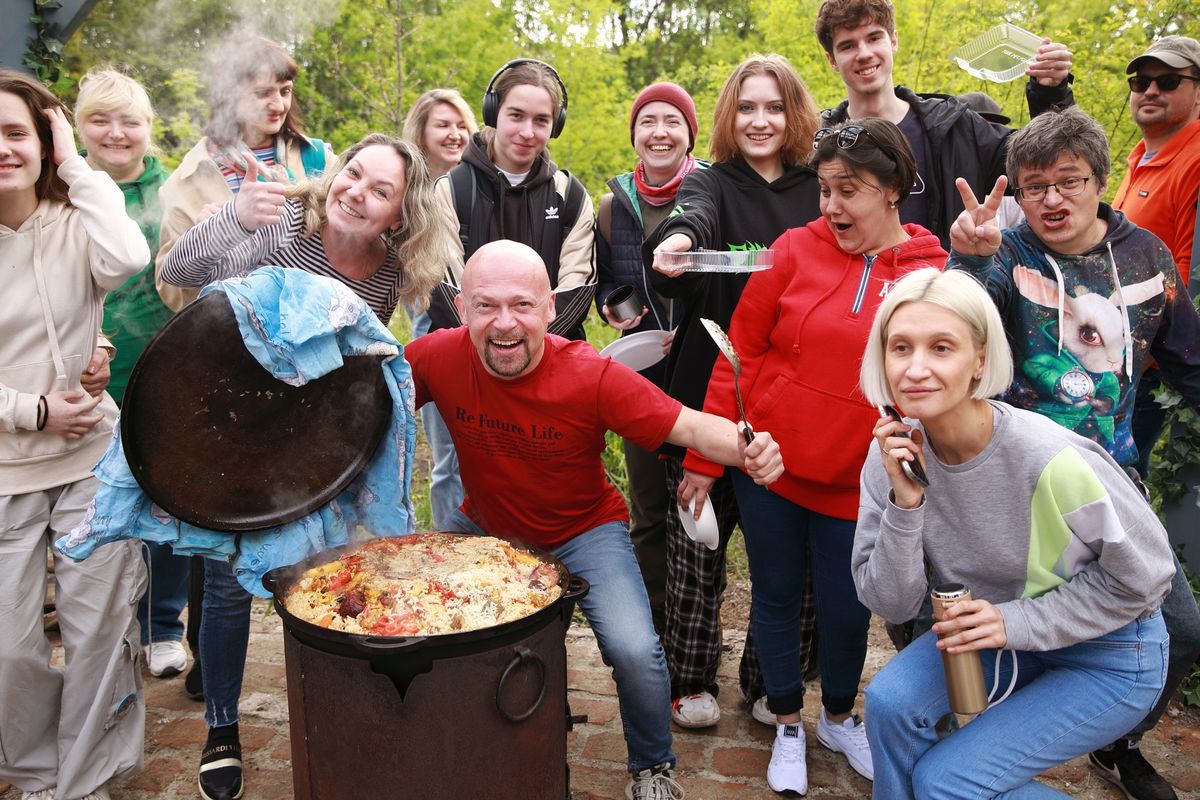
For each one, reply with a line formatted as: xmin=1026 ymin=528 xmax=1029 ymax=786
xmin=1128 ymin=73 xmax=1200 ymax=93
xmin=812 ymin=124 xmax=875 ymax=151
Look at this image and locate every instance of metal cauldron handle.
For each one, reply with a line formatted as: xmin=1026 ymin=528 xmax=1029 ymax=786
xmin=352 ymin=635 xmax=430 ymax=653
xmin=496 ymin=645 xmax=546 ymax=723
xmin=563 ymin=575 xmax=589 ymax=601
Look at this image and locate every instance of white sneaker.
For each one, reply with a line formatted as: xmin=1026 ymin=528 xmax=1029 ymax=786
xmin=20 ymin=790 xmax=56 ymax=800
xmin=76 ymin=789 xmax=111 ymax=800
xmin=768 ymin=722 xmax=808 ymax=795
xmin=625 ymin=763 xmax=685 ymax=799
xmin=817 ymin=708 xmax=874 ymax=780
xmin=750 ymin=695 xmax=777 ymax=726
xmin=147 ymin=640 xmax=188 ymax=677
xmin=671 ymin=692 xmax=720 ymax=728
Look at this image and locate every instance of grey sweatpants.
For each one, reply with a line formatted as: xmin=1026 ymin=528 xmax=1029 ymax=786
xmin=0 ymin=476 xmax=146 ymax=800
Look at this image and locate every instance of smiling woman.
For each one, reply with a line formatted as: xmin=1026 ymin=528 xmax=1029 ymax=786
xmin=161 ymin=133 xmax=459 ymax=322
xmin=156 ymin=131 xmax=460 ymax=800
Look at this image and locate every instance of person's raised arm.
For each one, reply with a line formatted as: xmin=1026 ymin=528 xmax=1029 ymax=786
xmin=159 ymin=159 xmax=294 ymax=289
xmin=1025 ymin=38 xmax=1075 ymax=117
xmin=665 ymin=406 xmax=782 ymax=485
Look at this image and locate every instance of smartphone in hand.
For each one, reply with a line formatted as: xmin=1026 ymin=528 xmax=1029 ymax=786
xmin=880 ymin=405 xmax=931 ymax=488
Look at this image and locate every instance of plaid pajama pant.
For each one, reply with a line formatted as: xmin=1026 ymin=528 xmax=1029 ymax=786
xmin=662 ymin=458 xmax=817 ymax=702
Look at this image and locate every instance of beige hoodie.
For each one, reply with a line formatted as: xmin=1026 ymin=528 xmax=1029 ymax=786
xmin=0 ymin=154 xmax=150 ymax=494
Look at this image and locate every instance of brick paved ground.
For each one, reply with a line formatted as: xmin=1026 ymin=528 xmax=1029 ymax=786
xmin=2 ymin=599 xmax=1197 ymax=799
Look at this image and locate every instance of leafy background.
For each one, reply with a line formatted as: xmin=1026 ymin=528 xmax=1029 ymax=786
xmin=58 ymin=0 xmax=1200 ymax=700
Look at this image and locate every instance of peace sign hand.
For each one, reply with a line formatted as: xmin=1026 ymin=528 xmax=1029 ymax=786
xmin=234 ymin=158 xmax=289 ymax=232
xmin=950 ymin=176 xmax=1007 ymax=257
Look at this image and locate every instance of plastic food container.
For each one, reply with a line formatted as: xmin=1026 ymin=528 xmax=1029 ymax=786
xmin=953 ymin=24 xmax=1042 ymax=82
xmin=656 ymin=249 xmax=774 ymax=273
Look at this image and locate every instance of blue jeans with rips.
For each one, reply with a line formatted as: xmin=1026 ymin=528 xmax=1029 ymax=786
xmin=199 ymin=557 xmax=253 ymax=729
xmin=444 ymin=508 xmax=674 ymax=774
xmin=866 ymin=611 xmax=1168 ymax=799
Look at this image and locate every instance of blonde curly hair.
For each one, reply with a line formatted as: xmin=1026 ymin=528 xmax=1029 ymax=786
xmin=286 ymin=133 xmax=461 ymax=312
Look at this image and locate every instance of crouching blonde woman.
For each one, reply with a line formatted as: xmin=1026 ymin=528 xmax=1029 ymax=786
xmin=853 ymin=267 xmax=1172 ymax=799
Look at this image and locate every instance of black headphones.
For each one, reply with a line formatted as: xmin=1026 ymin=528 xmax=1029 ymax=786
xmin=481 ymin=58 xmax=568 ymax=139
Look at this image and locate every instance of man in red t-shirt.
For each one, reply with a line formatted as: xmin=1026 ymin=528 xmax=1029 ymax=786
xmin=405 ymin=239 xmax=782 ymax=798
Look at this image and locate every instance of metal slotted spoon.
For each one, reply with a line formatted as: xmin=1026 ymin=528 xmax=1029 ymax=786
xmin=700 ymin=318 xmax=755 ymax=445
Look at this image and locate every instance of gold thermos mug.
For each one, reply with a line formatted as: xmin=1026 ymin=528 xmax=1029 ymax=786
xmin=931 ymin=583 xmax=989 ymax=715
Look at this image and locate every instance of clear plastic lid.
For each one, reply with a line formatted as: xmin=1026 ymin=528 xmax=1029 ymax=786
xmin=953 ymin=24 xmax=1042 ymax=83
xmin=656 ymin=249 xmax=774 ymax=273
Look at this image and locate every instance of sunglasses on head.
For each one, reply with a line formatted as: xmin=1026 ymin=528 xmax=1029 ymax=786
xmin=1128 ymin=73 xmax=1200 ymax=93
xmin=812 ymin=124 xmax=875 ymax=151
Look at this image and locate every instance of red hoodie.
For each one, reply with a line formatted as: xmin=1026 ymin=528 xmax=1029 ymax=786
xmin=683 ymin=219 xmax=946 ymax=519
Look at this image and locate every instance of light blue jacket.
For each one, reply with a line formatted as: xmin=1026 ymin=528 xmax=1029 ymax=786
xmin=57 ymin=267 xmax=417 ymax=596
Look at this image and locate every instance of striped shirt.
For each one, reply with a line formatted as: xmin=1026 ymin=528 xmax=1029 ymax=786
xmin=159 ymin=200 xmax=404 ymax=321
xmin=218 ymin=145 xmax=279 ymax=193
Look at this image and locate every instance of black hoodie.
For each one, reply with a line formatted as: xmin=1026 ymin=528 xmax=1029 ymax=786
xmin=645 ymin=157 xmax=821 ymax=456
xmin=430 ymin=132 xmax=595 ymax=340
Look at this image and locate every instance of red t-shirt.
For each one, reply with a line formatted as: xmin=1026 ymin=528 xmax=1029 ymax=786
xmin=406 ymin=328 xmax=683 ymax=549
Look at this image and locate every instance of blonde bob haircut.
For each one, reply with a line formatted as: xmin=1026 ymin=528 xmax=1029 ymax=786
xmin=709 ymin=54 xmax=819 ymax=167
xmin=286 ymin=133 xmax=462 ymax=312
xmin=859 ymin=268 xmax=1013 ymax=407
xmin=402 ymin=89 xmax=478 ymax=149
xmin=75 ymin=68 xmax=155 ymax=127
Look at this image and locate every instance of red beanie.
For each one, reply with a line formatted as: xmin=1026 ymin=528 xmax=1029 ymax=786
xmin=629 ymin=82 xmax=699 ymax=151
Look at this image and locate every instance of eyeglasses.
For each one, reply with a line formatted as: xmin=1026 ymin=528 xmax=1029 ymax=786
xmin=1127 ymin=73 xmax=1200 ymax=93
xmin=812 ymin=124 xmax=875 ymax=151
xmin=1014 ymin=174 xmax=1094 ymax=203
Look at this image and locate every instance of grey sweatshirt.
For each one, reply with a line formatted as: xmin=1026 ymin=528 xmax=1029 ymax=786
xmin=854 ymin=401 xmax=1173 ymax=651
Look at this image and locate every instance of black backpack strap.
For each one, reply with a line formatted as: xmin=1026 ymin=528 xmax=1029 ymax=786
xmin=560 ymin=171 xmax=586 ymax=244
xmin=448 ymin=166 xmax=475 ymax=252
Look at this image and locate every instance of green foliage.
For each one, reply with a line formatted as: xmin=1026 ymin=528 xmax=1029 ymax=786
xmin=1182 ymin=559 xmax=1200 ymax=707
xmin=25 ymin=0 xmax=73 ymax=95
xmin=58 ymin=0 xmax=1200 ymax=196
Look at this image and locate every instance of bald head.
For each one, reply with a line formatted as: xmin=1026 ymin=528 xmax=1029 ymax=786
xmin=456 ymin=239 xmax=557 ymax=379
xmin=461 ymin=240 xmax=551 ymax=297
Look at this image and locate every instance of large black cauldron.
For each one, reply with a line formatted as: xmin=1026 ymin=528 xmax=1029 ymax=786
xmin=263 ymin=537 xmax=589 ymax=800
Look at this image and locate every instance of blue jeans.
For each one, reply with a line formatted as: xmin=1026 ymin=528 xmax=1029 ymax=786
xmin=421 ymin=402 xmax=464 ymax=530
xmin=136 ymin=541 xmax=190 ymax=645
xmin=200 ymin=557 xmax=253 ymax=728
xmin=732 ymin=470 xmax=869 ymax=716
xmin=412 ymin=310 xmax=464 ymax=530
xmin=866 ymin=612 xmax=1168 ymax=799
xmin=445 ymin=508 xmax=674 ymax=773
xmin=1129 ymin=555 xmax=1200 ymax=738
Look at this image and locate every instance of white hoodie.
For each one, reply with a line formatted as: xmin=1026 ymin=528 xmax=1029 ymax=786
xmin=0 ymin=154 xmax=149 ymax=494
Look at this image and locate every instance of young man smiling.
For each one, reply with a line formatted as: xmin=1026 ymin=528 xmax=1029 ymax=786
xmin=814 ymin=0 xmax=1074 ymax=248
xmin=431 ymin=59 xmax=595 ymax=341
xmin=949 ymin=107 xmax=1200 ymax=800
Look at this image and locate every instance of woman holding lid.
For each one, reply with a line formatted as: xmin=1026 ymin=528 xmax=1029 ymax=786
xmin=645 ymin=53 xmax=822 ymax=738
xmin=683 ymin=117 xmax=944 ymax=794
xmin=0 ymin=68 xmax=150 ymax=800
xmin=854 ymin=267 xmax=1172 ymax=799
xmin=160 ymin=132 xmax=458 ymax=800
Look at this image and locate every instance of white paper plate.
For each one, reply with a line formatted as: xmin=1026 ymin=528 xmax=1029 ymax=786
xmin=679 ymin=496 xmax=719 ymax=550
xmin=598 ymin=329 xmax=671 ymax=372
